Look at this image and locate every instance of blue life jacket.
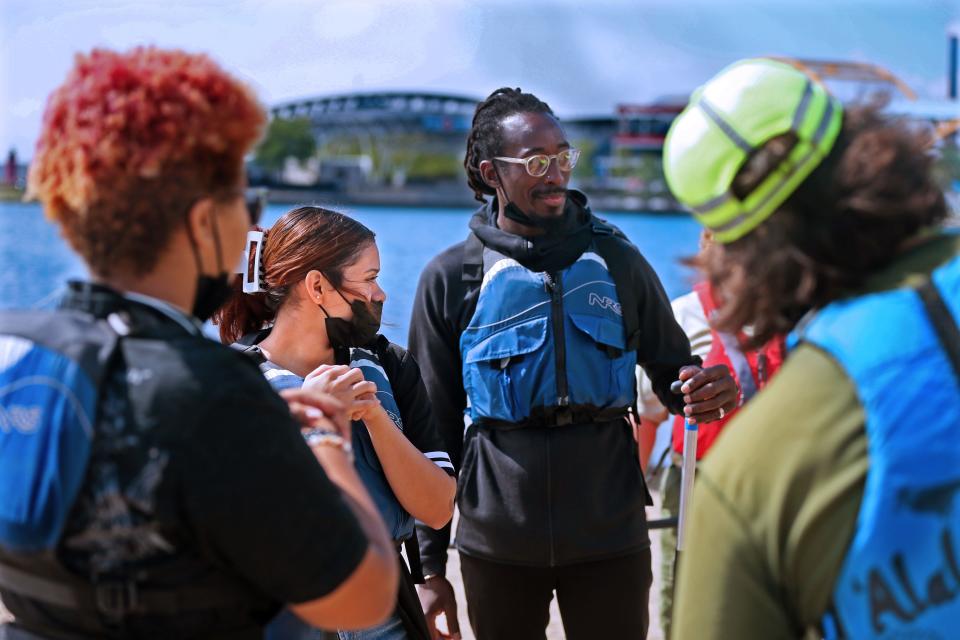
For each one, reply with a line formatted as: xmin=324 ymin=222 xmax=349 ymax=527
xmin=0 ymin=300 xmax=252 ymax=619
xmin=0 ymin=311 xmax=114 ymax=554
xmin=253 ymin=343 xmax=414 ymax=542
xmin=791 ymin=255 xmax=960 ymax=639
xmin=460 ymin=235 xmax=637 ymax=426
xmin=348 ymin=345 xmax=415 ymax=542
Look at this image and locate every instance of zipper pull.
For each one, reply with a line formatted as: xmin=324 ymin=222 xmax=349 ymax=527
xmin=543 ymin=272 xmax=559 ymax=293
xmin=558 ymin=395 xmax=569 ymax=407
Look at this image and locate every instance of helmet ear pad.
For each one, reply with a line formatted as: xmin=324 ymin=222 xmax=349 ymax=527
xmin=731 ymin=133 xmax=798 ymax=200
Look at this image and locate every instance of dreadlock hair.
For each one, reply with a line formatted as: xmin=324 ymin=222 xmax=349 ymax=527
xmin=464 ymin=87 xmax=555 ymax=203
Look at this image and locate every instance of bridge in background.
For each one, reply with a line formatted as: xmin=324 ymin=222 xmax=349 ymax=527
xmin=265 ymin=89 xmax=683 ymax=210
xmin=271 ymin=90 xmax=480 ymax=143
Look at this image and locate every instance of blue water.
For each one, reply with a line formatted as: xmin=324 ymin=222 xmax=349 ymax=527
xmin=0 ymin=201 xmax=701 ymax=345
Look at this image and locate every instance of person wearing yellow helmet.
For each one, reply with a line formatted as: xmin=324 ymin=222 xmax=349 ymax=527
xmin=664 ymin=58 xmax=957 ymax=639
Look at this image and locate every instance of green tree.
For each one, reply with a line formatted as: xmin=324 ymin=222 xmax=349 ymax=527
xmin=407 ymin=152 xmax=461 ymax=181
xmin=255 ymin=117 xmax=316 ymax=181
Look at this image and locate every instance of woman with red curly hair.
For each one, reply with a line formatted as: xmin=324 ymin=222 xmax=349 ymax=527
xmin=0 ymin=47 xmax=397 ymax=640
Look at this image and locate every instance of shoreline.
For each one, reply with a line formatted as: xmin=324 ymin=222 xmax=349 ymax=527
xmin=0 ymin=187 xmax=24 ymax=202
xmin=262 ymin=185 xmax=689 ymax=215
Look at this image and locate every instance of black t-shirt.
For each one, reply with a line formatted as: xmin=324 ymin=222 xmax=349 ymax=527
xmin=0 ymin=284 xmax=368 ymax=639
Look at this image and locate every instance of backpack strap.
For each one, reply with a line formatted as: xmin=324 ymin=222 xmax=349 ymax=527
xmin=403 ymin=533 xmax=424 ymax=584
xmin=591 ymin=220 xmax=643 ymax=352
xmin=231 ymin=341 xmax=267 ymax=364
xmin=916 ymin=276 xmax=960 ymax=381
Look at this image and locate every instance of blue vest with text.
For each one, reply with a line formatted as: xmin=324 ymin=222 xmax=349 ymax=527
xmin=347 ymin=347 xmax=414 ymax=542
xmin=0 ymin=312 xmax=114 ymax=555
xmin=263 ymin=346 xmax=413 ymax=542
xmin=460 ymin=241 xmax=636 ymax=425
xmin=794 ymin=255 xmax=960 ymax=639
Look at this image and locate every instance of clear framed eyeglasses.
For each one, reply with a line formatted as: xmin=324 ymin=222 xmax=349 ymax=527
xmin=493 ymin=148 xmax=581 ymax=177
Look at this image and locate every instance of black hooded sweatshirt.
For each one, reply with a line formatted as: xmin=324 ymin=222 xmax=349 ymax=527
xmin=408 ymin=191 xmax=696 ymax=573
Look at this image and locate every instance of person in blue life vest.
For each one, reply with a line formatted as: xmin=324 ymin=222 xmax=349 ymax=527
xmin=664 ymin=58 xmax=960 ymax=639
xmin=0 ymin=48 xmax=400 ymax=640
xmin=215 ymin=206 xmax=457 ymax=640
xmin=408 ymin=87 xmax=740 ymax=640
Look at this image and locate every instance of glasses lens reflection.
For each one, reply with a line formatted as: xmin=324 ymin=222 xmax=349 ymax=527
xmin=522 ymin=149 xmax=580 ymax=177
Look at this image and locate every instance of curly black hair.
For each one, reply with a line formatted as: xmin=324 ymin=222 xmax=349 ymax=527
xmin=464 ymin=87 xmax=554 ymax=203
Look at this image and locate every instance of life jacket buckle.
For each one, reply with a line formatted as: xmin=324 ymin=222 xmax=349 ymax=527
xmin=591 ymin=222 xmax=615 ymax=236
xmin=554 ymin=399 xmax=573 ymax=426
xmin=601 ymin=344 xmax=623 ymax=359
xmin=95 ymin=580 xmax=139 ymax=618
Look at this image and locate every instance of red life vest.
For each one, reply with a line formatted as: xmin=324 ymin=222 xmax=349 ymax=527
xmin=671 ymin=282 xmax=785 ymax=459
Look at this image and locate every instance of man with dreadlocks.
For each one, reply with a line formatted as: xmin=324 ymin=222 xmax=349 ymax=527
xmin=408 ymin=88 xmax=738 ymax=640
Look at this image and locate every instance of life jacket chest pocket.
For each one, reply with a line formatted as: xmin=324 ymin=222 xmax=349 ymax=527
xmin=463 ymin=316 xmax=550 ymax=422
xmin=566 ymin=312 xmax=635 ymax=409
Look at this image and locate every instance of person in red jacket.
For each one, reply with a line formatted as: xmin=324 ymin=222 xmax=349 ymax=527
xmin=668 ymin=281 xmax=785 ymax=459
xmin=637 ymin=232 xmax=785 ymax=638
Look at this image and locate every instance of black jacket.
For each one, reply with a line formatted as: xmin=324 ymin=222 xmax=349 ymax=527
xmin=408 ymin=193 xmax=696 ymax=573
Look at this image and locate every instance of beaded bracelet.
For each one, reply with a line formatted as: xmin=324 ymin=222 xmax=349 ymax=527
xmin=302 ymin=428 xmax=355 ymax=464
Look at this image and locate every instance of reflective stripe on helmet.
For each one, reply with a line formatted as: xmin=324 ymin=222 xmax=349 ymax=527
xmin=663 ymin=58 xmax=844 ymax=243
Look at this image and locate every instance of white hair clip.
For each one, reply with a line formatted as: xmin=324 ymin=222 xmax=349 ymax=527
xmin=236 ymin=230 xmax=266 ymax=293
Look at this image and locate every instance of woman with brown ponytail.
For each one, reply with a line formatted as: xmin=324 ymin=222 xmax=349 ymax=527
xmin=216 ymin=206 xmax=456 ymax=640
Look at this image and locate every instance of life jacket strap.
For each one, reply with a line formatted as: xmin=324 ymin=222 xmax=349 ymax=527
xmin=461 ymin=232 xmax=485 ymax=284
xmin=399 ymin=530 xmax=425 ymax=584
xmin=475 ymin=405 xmax=630 ymax=430
xmin=916 ymin=276 xmax=960 ymax=381
xmin=0 ymin=561 xmax=251 ymax=619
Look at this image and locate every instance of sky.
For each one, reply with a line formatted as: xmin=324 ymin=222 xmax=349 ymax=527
xmin=2 ymin=0 xmax=958 ymax=160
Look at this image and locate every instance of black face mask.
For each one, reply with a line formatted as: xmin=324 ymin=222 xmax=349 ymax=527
xmin=192 ymin=274 xmax=233 ymax=322
xmin=320 ymin=290 xmax=383 ymax=348
xmin=496 ymin=167 xmax=567 ymax=233
xmin=187 ymin=208 xmax=232 ymax=322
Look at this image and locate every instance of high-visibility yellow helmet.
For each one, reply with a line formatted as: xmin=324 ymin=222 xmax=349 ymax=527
xmin=663 ymin=58 xmax=843 ymax=243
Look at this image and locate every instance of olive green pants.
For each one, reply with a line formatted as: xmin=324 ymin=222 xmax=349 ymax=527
xmin=658 ymin=461 xmax=681 ymax=640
